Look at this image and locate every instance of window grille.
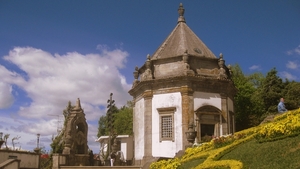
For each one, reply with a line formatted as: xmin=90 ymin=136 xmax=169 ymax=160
xmin=157 ymin=107 xmax=176 ymax=142
xmin=161 ymin=115 xmax=172 ymax=138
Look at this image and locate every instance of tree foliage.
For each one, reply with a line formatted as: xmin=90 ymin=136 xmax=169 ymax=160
xmin=231 ymin=65 xmax=263 ymax=130
xmin=114 ymin=104 xmax=133 ymax=135
xmin=260 ymin=68 xmax=284 ymax=113
xmin=283 ymin=81 xmax=300 ymax=110
xmin=231 ymin=65 xmax=299 ymax=131
xmin=97 ymin=101 xmax=133 ymax=137
xmin=97 ymin=115 xmax=107 ymax=137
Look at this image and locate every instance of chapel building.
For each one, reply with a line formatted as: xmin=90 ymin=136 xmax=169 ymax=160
xmin=128 ymin=3 xmax=236 ymax=166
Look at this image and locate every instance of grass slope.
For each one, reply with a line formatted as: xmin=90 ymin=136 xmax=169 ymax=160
xmin=220 ymin=136 xmax=300 ymax=169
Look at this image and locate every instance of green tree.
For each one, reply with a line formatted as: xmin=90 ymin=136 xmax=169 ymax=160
xmin=114 ymin=103 xmax=133 ymax=135
xmin=261 ymin=68 xmax=284 ymax=113
xmin=97 ymin=116 xmax=107 ymax=137
xmin=231 ymin=65 xmax=257 ymax=130
xmin=283 ymin=81 xmax=300 ymax=110
xmin=247 ymin=72 xmax=266 ymax=124
xmin=97 ymin=101 xmax=133 ymax=137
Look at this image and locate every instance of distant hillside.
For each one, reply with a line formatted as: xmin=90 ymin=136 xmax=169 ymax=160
xmin=150 ymin=108 xmax=300 ymax=169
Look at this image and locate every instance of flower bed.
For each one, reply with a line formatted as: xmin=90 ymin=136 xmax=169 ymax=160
xmin=255 ymin=109 xmax=300 ymax=142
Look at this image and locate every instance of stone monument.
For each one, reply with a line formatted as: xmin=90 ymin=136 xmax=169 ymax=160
xmin=53 ymin=98 xmax=89 ymax=168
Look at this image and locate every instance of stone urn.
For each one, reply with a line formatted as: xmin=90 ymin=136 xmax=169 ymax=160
xmin=185 ymin=123 xmax=197 ymax=144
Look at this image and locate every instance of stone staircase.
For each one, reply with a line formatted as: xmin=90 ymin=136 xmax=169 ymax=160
xmin=260 ymin=114 xmax=278 ymax=124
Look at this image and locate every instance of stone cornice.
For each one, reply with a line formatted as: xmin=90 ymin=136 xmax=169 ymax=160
xmin=129 ymin=75 xmax=237 ymax=98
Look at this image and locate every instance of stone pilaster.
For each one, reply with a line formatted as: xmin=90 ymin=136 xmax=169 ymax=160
xmin=220 ymin=93 xmax=228 ymax=135
xmin=142 ymin=90 xmax=153 ymax=165
xmin=180 ymin=86 xmax=194 ymax=148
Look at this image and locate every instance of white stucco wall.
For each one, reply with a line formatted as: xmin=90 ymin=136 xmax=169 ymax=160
xmin=194 ymin=92 xmax=221 ymax=111
xmin=152 ymin=92 xmax=182 ymax=158
xmin=194 ymin=92 xmax=221 ymax=110
xmin=134 ymin=98 xmax=145 ymax=160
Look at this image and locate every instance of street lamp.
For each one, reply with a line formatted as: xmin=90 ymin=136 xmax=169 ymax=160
xmin=37 ymin=134 xmax=40 ymax=148
xmin=0 ymin=132 xmax=4 ymax=149
xmin=34 ymin=133 xmax=40 ymax=153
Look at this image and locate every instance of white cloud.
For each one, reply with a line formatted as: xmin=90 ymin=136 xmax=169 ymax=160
xmin=286 ymin=50 xmax=293 ymax=55
xmin=279 ymin=71 xmax=297 ymax=81
xmin=286 ymin=61 xmax=298 ymax=69
xmin=0 ymin=116 xmax=52 ymax=151
xmin=0 ymin=46 xmax=132 ymax=151
xmin=295 ymin=45 xmax=300 ymax=55
xmin=96 ymin=44 xmax=110 ymax=51
xmin=0 ymin=82 xmax=14 ymax=108
xmin=249 ymin=65 xmax=261 ymax=71
xmin=286 ymin=45 xmax=300 ymax=56
xmin=2 ymin=47 xmax=131 ymax=120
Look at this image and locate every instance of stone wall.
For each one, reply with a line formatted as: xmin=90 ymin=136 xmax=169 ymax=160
xmin=0 ymin=150 xmax=39 ymax=169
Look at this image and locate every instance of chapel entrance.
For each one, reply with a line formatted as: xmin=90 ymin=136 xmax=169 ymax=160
xmin=200 ymin=124 xmax=215 ymax=137
xmin=196 ymin=105 xmax=225 ymax=142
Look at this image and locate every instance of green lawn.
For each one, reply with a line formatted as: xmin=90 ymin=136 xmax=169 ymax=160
xmin=220 ymin=136 xmax=300 ymax=169
xmin=180 ymin=158 xmax=206 ymax=169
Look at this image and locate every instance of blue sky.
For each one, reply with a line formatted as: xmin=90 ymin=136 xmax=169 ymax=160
xmin=0 ymin=1 xmax=299 ymax=153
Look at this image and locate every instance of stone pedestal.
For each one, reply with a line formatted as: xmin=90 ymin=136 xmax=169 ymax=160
xmin=52 ymin=154 xmax=67 ymax=169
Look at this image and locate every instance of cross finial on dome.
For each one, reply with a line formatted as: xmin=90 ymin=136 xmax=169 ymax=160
xmin=178 ymin=3 xmax=185 ymax=23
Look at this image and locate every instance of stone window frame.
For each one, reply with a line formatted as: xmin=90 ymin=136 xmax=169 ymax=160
xmin=157 ymin=107 xmax=176 ymax=142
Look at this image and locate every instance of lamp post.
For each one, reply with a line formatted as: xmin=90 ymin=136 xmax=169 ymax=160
xmin=0 ymin=132 xmax=4 ymax=149
xmin=34 ymin=133 xmax=40 ymax=153
xmin=37 ymin=133 xmax=40 ymax=148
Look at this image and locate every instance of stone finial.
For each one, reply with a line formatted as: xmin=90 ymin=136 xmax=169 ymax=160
xmin=132 ymin=66 xmax=140 ymax=88
xmin=183 ymin=49 xmax=189 ymax=64
xmin=133 ymin=66 xmax=139 ymax=80
xmin=142 ymin=54 xmax=153 ymax=80
xmin=182 ymin=49 xmax=195 ymax=75
xmin=218 ymin=53 xmax=227 ymax=79
xmin=218 ymin=53 xmax=225 ymax=68
xmin=219 ymin=53 xmax=223 ymax=60
xmin=73 ymin=98 xmax=82 ymax=111
xmin=178 ymin=3 xmax=186 ymax=23
xmin=145 ymin=54 xmax=151 ymax=69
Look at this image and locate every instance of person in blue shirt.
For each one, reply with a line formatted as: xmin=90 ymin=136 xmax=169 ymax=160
xmin=278 ymin=98 xmax=287 ymax=113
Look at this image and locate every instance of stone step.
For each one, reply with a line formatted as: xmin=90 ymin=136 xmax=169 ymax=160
xmin=260 ymin=114 xmax=278 ymax=124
